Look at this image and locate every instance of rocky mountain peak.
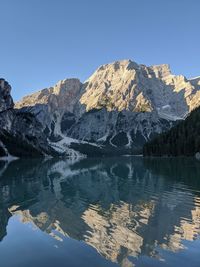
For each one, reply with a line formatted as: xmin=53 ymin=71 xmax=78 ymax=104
xmin=97 ymin=59 xmax=139 ymax=70
xmin=148 ymin=64 xmax=171 ymax=79
xmin=51 ymin=78 xmax=81 ymax=96
xmin=80 ymin=60 xmax=142 ymax=113
xmin=86 ymin=60 xmax=139 ymax=82
xmin=0 ymin=78 xmax=14 ymax=112
xmin=79 ymin=60 xmax=199 ymax=117
xmin=15 ymin=78 xmax=82 ymax=112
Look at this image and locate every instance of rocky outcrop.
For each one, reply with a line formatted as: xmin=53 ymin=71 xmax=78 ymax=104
xmin=0 ymin=79 xmax=14 ymax=112
xmin=0 ymin=79 xmax=14 ymax=156
xmin=0 ymin=79 xmax=61 ymax=157
xmin=15 ymin=79 xmax=82 ymax=138
xmin=68 ymin=109 xmax=171 ymax=154
xmin=0 ymin=110 xmax=61 ymax=157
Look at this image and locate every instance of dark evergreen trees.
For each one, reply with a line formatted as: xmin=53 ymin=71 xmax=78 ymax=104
xmin=143 ymin=107 xmax=200 ymax=157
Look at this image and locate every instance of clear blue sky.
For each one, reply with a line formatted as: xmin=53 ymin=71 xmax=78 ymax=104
xmin=1 ymin=0 xmax=200 ymax=101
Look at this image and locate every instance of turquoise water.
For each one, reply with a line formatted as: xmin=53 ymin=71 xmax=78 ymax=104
xmin=0 ymin=157 xmax=200 ymax=267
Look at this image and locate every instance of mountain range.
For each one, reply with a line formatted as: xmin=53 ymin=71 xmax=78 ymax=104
xmin=1 ymin=59 xmax=200 ymax=158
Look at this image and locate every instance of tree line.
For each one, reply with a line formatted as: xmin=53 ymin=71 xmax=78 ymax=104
xmin=143 ymin=106 xmax=200 ymax=157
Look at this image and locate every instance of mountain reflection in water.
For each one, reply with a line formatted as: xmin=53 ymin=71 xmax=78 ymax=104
xmin=0 ymin=157 xmax=200 ymax=267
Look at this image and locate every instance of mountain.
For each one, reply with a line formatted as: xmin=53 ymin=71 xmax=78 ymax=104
xmin=0 ymin=78 xmax=60 ymax=157
xmin=143 ymin=106 xmax=200 ymax=157
xmin=1 ymin=59 xmax=200 ymax=158
xmin=78 ymin=60 xmax=199 ymax=117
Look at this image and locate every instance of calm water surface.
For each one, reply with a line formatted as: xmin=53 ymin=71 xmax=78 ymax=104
xmin=0 ymin=157 xmax=200 ymax=267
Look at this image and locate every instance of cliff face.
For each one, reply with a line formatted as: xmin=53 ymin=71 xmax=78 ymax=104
xmin=0 ymin=79 xmax=61 ymax=157
xmin=79 ymin=60 xmax=200 ymax=117
xmin=0 ymin=79 xmax=14 ymax=112
xmin=0 ymin=79 xmax=14 ymax=156
xmin=15 ymin=79 xmax=82 ymax=137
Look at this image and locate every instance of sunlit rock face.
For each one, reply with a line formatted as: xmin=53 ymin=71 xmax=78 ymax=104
xmin=14 ymin=59 xmax=200 ymax=155
xmin=1 ymin=157 xmax=200 ymax=266
xmin=15 ymin=79 xmax=82 ymax=112
xmin=15 ymin=79 xmax=82 ymax=137
xmin=79 ymin=60 xmax=200 ymax=117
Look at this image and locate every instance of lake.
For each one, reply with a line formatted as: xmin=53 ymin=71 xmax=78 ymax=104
xmin=0 ymin=157 xmax=200 ymax=267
